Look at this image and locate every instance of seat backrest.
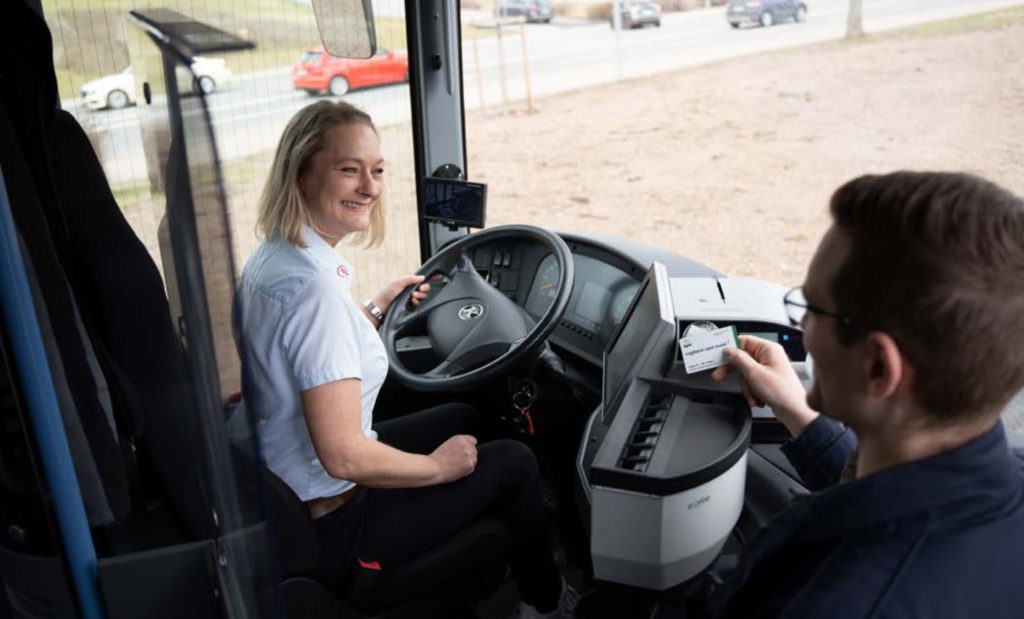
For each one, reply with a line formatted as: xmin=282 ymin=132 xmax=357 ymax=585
xmin=1 ymin=0 xmax=215 ymax=547
xmin=48 ymin=108 xmax=217 ymax=542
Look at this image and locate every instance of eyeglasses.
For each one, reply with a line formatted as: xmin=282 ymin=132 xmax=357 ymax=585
xmin=783 ymin=287 xmax=851 ymax=328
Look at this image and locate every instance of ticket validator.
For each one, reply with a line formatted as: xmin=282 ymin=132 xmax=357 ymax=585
xmin=576 ymin=262 xmax=806 ymax=590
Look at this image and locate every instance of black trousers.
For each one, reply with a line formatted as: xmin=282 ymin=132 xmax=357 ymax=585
xmin=314 ymin=403 xmax=561 ymax=610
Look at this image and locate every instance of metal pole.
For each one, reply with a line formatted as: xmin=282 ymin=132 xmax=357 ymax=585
xmin=519 ymin=20 xmax=534 ymax=113
xmin=495 ymin=21 xmax=509 ymax=115
xmin=0 ymin=170 xmax=105 ymax=619
xmin=471 ymin=24 xmax=486 ymax=114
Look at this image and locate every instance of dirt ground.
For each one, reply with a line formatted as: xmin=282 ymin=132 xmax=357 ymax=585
xmin=465 ymin=19 xmax=1024 ymax=287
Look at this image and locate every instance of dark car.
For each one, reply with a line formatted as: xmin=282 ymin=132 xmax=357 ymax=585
xmin=611 ymin=1 xmax=662 ymax=29
xmin=727 ymin=0 xmax=807 ymax=28
xmin=496 ymin=0 xmax=554 ymax=23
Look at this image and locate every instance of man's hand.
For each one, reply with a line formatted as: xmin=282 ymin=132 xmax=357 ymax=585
xmin=429 ymin=434 xmax=478 ymax=484
xmin=711 ymin=335 xmax=818 ymax=437
xmin=374 ymin=274 xmax=430 ymax=315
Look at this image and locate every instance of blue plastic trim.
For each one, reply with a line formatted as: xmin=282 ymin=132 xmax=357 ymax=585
xmin=0 ymin=167 xmax=105 ymax=619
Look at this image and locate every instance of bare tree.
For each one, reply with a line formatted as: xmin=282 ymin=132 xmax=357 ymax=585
xmin=846 ymin=0 xmax=864 ymax=38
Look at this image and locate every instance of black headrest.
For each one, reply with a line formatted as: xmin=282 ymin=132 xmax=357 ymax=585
xmin=0 ymin=1 xmax=59 ymax=137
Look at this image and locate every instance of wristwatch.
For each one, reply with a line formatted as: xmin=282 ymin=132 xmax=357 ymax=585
xmin=363 ymin=299 xmax=385 ymax=322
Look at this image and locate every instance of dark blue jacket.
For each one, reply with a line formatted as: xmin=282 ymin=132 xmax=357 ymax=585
xmin=718 ymin=417 xmax=1024 ymax=618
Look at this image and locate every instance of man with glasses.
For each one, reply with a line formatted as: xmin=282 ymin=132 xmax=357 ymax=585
xmin=711 ymin=172 xmax=1024 ymax=618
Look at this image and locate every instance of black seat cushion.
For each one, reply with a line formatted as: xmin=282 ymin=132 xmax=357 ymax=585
xmin=256 ymin=460 xmax=509 ymax=616
xmin=350 ymin=516 xmax=510 ymax=614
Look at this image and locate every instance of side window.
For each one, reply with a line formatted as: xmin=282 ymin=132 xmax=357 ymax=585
xmin=46 ymin=0 xmax=419 ymax=307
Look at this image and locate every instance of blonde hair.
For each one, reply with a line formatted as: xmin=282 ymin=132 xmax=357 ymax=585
xmin=257 ymin=100 xmax=385 ymax=248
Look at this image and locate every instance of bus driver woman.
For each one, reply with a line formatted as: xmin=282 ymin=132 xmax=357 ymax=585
xmin=235 ymin=101 xmax=576 ymax=618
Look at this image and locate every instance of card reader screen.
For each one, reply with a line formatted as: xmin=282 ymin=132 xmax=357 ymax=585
xmin=677 ymin=321 xmax=805 ymax=361
xmin=603 ymin=279 xmax=661 ymax=423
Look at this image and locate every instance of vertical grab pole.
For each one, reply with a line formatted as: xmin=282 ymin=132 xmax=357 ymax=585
xmin=0 ymin=169 xmax=105 ymax=619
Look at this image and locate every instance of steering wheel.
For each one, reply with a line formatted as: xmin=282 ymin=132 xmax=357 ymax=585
xmin=380 ymin=225 xmax=574 ymax=391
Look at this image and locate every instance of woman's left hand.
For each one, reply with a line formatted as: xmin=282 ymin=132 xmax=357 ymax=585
xmin=373 ymin=274 xmax=430 ymax=316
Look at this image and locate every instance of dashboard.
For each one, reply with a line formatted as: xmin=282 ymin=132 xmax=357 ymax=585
xmin=463 ymin=231 xmax=806 ymax=415
xmin=469 ymin=232 xmax=717 ymax=365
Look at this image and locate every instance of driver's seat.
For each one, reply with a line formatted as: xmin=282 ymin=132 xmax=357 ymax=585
xmin=0 ymin=2 xmax=510 ymax=616
xmin=252 ymin=459 xmax=510 ymax=618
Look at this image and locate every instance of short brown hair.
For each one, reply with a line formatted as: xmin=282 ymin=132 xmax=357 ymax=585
xmin=257 ymin=100 xmax=385 ymax=248
xmin=829 ymin=172 xmax=1024 ymax=420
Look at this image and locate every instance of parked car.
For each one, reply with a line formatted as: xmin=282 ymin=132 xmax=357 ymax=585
xmin=727 ymin=0 xmax=807 ymax=28
xmin=290 ymin=47 xmax=409 ymax=97
xmin=78 ymin=57 xmax=230 ymax=110
xmin=611 ymin=1 xmax=662 ymax=29
xmin=496 ymin=0 xmax=555 ymax=23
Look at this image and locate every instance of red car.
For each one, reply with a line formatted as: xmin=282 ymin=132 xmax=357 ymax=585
xmin=291 ymin=47 xmax=409 ymax=96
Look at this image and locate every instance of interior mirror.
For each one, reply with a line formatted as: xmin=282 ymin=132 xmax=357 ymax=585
xmin=312 ymin=0 xmax=376 ymax=59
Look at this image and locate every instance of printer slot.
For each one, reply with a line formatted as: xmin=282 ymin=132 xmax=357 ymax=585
xmin=628 ymin=435 xmax=657 ymax=448
xmin=617 ymin=392 xmax=674 ymax=471
xmin=624 ymin=446 xmax=654 ymax=459
xmin=642 ymin=407 xmax=668 ymax=421
xmin=636 ymin=420 xmax=663 ymax=434
xmin=619 ymin=456 xmax=650 ymax=472
xmin=647 ymin=393 xmax=671 ymax=406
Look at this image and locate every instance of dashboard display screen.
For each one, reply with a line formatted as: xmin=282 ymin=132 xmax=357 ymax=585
xmin=574 ymin=281 xmax=610 ymax=326
xmin=525 ymin=253 xmax=639 ymax=346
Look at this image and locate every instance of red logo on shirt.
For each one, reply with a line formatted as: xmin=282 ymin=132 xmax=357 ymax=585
xmin=337 ymin=265 xmax=350 ymax=278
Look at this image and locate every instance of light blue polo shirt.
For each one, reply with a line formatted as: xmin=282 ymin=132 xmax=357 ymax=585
xmin=237 ymin=225 xmax=386 ymax=501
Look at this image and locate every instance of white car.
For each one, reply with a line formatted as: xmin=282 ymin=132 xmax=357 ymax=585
xmin=78 ymin=57 xmax=231 ymax=110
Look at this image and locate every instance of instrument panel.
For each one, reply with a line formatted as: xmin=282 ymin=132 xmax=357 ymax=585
xmin=525 ymin=254 xmax=640 ymax=339
xmin=471 ymin=239 xmax=646 ymax=363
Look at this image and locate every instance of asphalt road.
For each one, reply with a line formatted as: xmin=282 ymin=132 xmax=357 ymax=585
xmin=69 ymin=0 xmax=1022 ymax=185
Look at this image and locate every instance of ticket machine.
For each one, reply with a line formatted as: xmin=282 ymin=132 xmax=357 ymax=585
xmin=576 ymin=263 xmax=807 ymax=590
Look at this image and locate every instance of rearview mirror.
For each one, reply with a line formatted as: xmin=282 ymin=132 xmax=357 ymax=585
xmin=312 ymin=0 xmax=377 ymax=59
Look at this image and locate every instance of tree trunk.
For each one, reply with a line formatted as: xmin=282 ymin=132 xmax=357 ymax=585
xmin=846 ymin=0 xmax=864 ymax=38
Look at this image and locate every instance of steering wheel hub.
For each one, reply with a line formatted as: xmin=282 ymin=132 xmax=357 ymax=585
xmin=458 ymin=303 xmax=485 ymax=320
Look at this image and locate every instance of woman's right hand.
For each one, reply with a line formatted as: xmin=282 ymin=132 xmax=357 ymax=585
xmin=429 ymin=434 xmax=478 ymax=484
